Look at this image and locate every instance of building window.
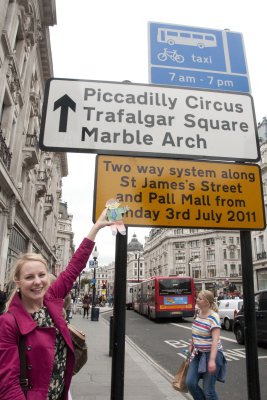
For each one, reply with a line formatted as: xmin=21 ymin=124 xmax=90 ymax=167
xmin=9 ymin=227 xmax=28 ymax=253
xmin=176 ymin=268 xmax=185 ymax=276
xmin=223 ymin=249 xmax=227 ymax=259
xmin=230 ymin=264 xmax=236 ymax=275
xmin=206 ymin=238 xmax=215 ymax=246
xmin=207 ymin=249 xmax=215 ymax=261
xmin=207 ymin=265 xmax=216 ymax=278
xmin=229 ymin=250 xmax=235 ymax=259
xmin=194 ymin=269 xmax=201 ymax=279
xmin=190 ymin=240 xmax=200 ymax=248
xmin=259 ymin=235 xmax=265 ymax=253
xmin=174 ymin=229 xmax=183 ymax=235
xmin=175 ymin=242 xmax=185 ymax=248
xmin=175 ymin=253 xmax=185 ymax=263
xmin=258 ymin=270 xmax=267 ymax=290
xmin=191 ymin=251 xmax=200 ymax=261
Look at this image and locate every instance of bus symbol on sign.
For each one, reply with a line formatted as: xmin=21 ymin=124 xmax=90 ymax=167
xmin=157 ymin=28 xmax=217 ymax=49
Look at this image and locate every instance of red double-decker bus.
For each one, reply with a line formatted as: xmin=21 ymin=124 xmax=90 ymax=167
xmin=132 ymin=276 xmax=195 ymax=320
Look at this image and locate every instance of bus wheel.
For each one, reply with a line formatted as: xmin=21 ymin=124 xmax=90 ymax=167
xmin=167 ymin=39 xmax=175 ymax=45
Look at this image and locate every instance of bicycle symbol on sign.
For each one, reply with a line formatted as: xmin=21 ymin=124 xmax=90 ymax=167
xmin=157 ymin=48 xmax=185 ymax=63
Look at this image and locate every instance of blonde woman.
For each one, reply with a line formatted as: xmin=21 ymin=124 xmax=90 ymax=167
xmin=0 ymin=210 xmax=112 ymax=400
xmin=186 ymin=290 xmax=227 ymax=400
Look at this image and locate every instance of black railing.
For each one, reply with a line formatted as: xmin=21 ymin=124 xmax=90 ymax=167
xmin=0 ymin=129 xmax=12 ymax=170
xmin=257 ymin=251 xmax=267 ymax=260
xmin=45 ymin=194 xmax=54 ymax=205
xmin=25 ymin=133 xmax=38 ymax=148
xmin=37 ymin=170 xmax=47 ymax=182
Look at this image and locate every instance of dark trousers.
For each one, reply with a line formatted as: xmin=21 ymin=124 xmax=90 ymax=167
xmin=83 ymin=306 xmax=89 ymax=318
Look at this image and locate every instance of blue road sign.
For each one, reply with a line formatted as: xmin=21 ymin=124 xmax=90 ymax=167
xmin=89 ymin=260 xmax=95 ymax=267
xmin=149 ymin=22 xmax=250 ymax=93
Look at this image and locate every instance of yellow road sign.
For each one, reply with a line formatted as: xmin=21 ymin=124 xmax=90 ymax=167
xmin=94 ymin=155 xmax=266 ymax=230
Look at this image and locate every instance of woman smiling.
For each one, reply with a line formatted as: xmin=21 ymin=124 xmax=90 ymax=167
xmin=0 ymin=209 xmax=112 ymax=400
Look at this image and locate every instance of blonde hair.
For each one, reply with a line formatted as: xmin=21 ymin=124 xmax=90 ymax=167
xmin=199 ymin=289 xmax=218 ymax=312
xmin=49 ymin=273 xmax=57 ymax=285
xmin=4 ymin=253 xmax=48 ymax=311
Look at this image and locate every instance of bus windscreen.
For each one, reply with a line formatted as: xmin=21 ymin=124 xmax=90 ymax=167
xmin=159 ymin=279 xmax=192 ymax=295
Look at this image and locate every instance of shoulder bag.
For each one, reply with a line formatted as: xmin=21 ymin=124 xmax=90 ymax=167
xmin=172 ymin=357 xmax=190 ymax=393
xmin=68 ymin=323 xmax=88 ymax=375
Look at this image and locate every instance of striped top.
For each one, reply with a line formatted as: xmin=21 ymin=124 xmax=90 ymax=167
xmin=192 ymin=311 xmax=223 ymax=352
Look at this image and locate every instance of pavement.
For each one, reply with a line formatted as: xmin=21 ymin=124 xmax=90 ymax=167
xmin=69 ymin=306 xmax=190 ymax=400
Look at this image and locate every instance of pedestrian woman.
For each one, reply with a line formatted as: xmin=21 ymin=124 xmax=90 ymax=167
xmin=64 ymin=292 xmax=72 ymax=323
xmin=82 ymin=293 xmax=90 ymax=318
xmin=186 ymin=290 xmax=227 ymax=400
xmin=0 ymin=209 xmax=112 ymax=400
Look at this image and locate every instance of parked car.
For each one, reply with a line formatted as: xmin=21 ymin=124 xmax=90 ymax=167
xmin=218 ymin=298 xmax=243 ymax=331
xmin=233 ymin=289 xmax=267 ymax=345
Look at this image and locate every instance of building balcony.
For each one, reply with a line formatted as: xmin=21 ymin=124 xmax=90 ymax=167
xmin=257 ymin=251 xmax=267 ymax=260
xmin=0 ymin=129 xmax=12 ymax=170
xmin=36 ymin=170 xmax=47 ymax=197
xmin=22 ymin=134 xmax=39 ymax=168
xmin=44 ymin=194 xmax=54 ymax=215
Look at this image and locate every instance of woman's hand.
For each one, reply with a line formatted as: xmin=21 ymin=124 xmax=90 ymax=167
xmin=208 ymin=358 xmax=216 ymax=374
xmin=87 ymin=209 xmax=114 ymax=241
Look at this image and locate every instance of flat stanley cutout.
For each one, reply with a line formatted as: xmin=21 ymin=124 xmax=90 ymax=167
xmin=105 ymin=198 xmax=130 ymax=236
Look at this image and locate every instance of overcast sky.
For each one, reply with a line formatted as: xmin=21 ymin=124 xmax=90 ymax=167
xmin=49 ymin=0 xmax=267 ymax=265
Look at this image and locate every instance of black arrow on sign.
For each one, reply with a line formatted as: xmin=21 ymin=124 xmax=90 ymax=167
xmin=53 ymin=94 xmax=76 ymax=132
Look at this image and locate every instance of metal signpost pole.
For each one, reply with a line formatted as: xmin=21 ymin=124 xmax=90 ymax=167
xmin=110 ymin=229 xmax=128 ymax=400
xmin=240 ymin=231 xmax=261 ymax=400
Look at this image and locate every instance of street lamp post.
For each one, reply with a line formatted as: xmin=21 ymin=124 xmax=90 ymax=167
xmin=137 ymin=252 xmax=141 ymax=283
xmin=92 ymin=246 xmax=99 ymax=307
xmin=188 ymin=256 xmax=194 ymax=277
xmin=91 ymin=246 xmax=99 ymax=321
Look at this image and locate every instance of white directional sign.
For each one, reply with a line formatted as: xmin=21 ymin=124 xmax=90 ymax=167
xmin=40 ymin=78 xmax=260 ymax=162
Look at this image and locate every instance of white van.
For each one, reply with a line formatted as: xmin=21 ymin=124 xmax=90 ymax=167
xmin=218 ymin=298 xmax=243 ymax=331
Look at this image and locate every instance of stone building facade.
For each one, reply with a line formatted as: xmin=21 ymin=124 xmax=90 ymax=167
xmin=252 ymin=117 xmax=267 ymax=290
xmin=127 ymin=233 xmax=144 ymax=282
xmin=55 ymin=202 xmax=74 ymax=275
xmin=0 ymin=0 xmax=72 ymax=288
xmin=143 ymin=228 xmax=242 ymax=295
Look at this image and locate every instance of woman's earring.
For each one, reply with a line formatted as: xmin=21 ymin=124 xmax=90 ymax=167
xmin=16 ymin=288 xmax=20 ymax=293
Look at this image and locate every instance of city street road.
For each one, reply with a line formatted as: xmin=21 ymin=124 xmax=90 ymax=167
xmin=104 ymin=310 xmax=267 ymax=399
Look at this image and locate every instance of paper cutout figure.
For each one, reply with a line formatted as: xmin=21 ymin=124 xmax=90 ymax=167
xmin=105 ymin=198 xmax=130 ymax=236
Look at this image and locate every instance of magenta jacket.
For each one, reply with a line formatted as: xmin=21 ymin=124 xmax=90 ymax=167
xmin=0 ymin=238 xmax=94 ymax=400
